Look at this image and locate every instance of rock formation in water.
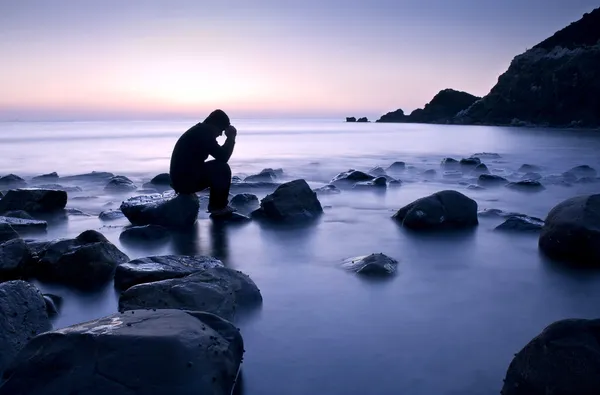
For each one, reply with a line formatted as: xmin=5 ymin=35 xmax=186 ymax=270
xmin=377 ymin=89 xmax=480 ymax=123
xmin=455 ymin=7 xmax=600 ymax=128
xmin=346 ymin=117 xmax=356 ymax=122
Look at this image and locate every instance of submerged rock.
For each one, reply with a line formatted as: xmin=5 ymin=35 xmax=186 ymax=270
xmin=441 ymin=157 xmax=460 ymax=169
xmin=521 ymin=172 xmax=542 ymax=181
xmin=251 ymin=179 xmax=323 ymax=223
xmin=0 ymin=216 xmax=47 ymax=232
xmin=353 ymin=176 xmax=388 ymax=190
xmin=443 ymin=170 xmax=463 ymax=179
xmin=342 ymin=253 xmax=398 ymax=276
xmin=495 ymin=216 xmax=545 ymax=232
xmin=0 ymin=224 xmax=19 ymax=243
xmin=0 ymin=281 xmax=51 ymax=376
xmin=31 ymin=172 xmax=59 ymax=181
xmin=59 ymin=171 xmax=114 ymax=182
xmin=31 ymin=230 xmax=129 ymax=288
xmin=98 ymin=209 xmax=125 ymax=221
xmin=0 ymin=174 xmax=26 ymax=188
xmin=460 ymin=157 xmax=481 ymax=169
xmin=565 ymin=164 xmax=597 ymax=178
xmin=0 ymin=189 xmax=67 ymax=213
xmin=0 ymin=238 xmax=33 ymax=278
xmin=104 ymin=175 xmax=137 ymax=192
xmin=120 ymin=193 xmax=200 ymax=228
xmin=473 ymin=152 xmax=501 ymax=159
xmin=387 ymin=161 xmax=406 ymax=172
xmin=501 ymin=318 xmax=600 ymax=395
xmin=230 ymin=193 xmax=259 ymax=212
xmin=477 ymin=174 xmax=509 ymax=187
xmin=506 ymin=180 xmax=546 ymax=192
xmin=368 ymin=166 xmax=387 ymax=177
xmin=119 ymin=225 xmax=170 ymax=243
xmin=422 ymin=169 xmax=437 ymax=178
xmin=209 ymin=212 xmax=252 ymax=223
xmin=244 ymin=168 xmax=283 ymax=183
xmin=0 ymin=309 xmax=244 ymax=395
xmin=2 ymin=210 xmax=33 ymax=220
xmin=35 ymin=184 xmax=82 ymax=193
xmin=313 ymin=184 xmax=341 ymax=195
xmin=229 ymin=181 xmax=280 ymax=192
xmin=518 ymin=164 xmax=542 ymax=173
xmin=392 ymin=190 xmax=478 ymax=230
xmin=330 ymin=170 xmax=374 ymax=188
xmin=539 ymin=194 xmax=600 ymax=265
xmin=114 ymin=255 xmax=224 ymax=290
xmin=119 ymin=267 xmax=263 ymax=321
xmin=472 ymin=163 xmax=490 ymax=175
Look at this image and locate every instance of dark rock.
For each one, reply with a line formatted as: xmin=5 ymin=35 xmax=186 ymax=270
xmin=472 ymin=163 xmax=490 ymax=175
xmin=565 ymin=164 xmax=597 ymax=178
xmin=42 ymin=294 xmax=62 ymax=318
xmin=575 ymin=176 xmax=599 ymax=184
xmin=244 ymin=168 xmax=280 ymax=182
xmin=0 ymin=281 xmax=51 ymax=375
xmin=478 ymin=208 xmax=518 ymax=218
xmin=0 ymin=216 xmax=47 ymax=232
xmin=495 ymin=216 xmax=544 ymax=232
xmin=0 ymin=309 xmax=243 ymax=395
xmin=518 ymin=164 xmax=542 ymax=172
xmin=209 ymin=212 xmax=252 ymax=223
xmin=0 ymin=174 xmax=26 ymax=188
xmin=506 ymin=180 xmax=546 ymax=192
xmin=368 ymin=166 xmax=387 ymax=177
xmin=501 ymin=318 xmax=600 ymax=395
xmin=149 ymin=173 xmax=171 ymax=186
xmin=539 ymin=194 xmax=600 ymax=265
xmin=543 ymin=174 xmax=573 ymax=186
xmin=376 ymin=108 xmax=406 ymax=123
xmin=0 ymin=224 xmax=19 ymax=244
xmin=341 ymin=253 xmax=398 ymax=275
xmin=1 ymin=210 xmax=33 ymax=220
xmin=119 ymin=225 xmax=170 ymax=243
xmin=313 ymin=184 xmax=341 ymax=195
xmin=230 ymin=193 xmax=259 ymax=212
xmin=561 ymin=171 xmax=578 ymax=183
xmin=251 ymin=179 xmax=323 ymax=223
xmin=467 ymin=184 xmax=485 ymax=190
xmin=229 ymin=181 xmax=280 ymax=192
xmin=59 ymin=171 xmax=115 ymax=182
xmin=98 ymin=209 xmax=125 ymax=221
xmin=31 ymin=172 xmax=59 ymax=181
xmin=353 ymin=176 xmax=387 ymax=190
xmin=0 ymin=238 xmax=33 ymax=278
xmin=521 ymin=172 xmax=542 ymax=181
xmin=119 ymin=267 xmax=262 ymax=321
xmin=65 ymin=208 xmax=90 ymax=216
xmin=104 ymin=176 xmax=137 ymax=192
xmin=35 ymin=184 xmax=82 ymax=193
xmin=423 ymin=169 xmax=437 ymax=178
xmin=331 ymin=170 xmax=374 ymax=188
xmin=388 ymin=179 xmax=402 ymax=187
xmin=114 ymin=255 xmax=224 ymax=290
xmin=460 ymin=157 xmax=481 ymax=169
xmin=392 ymin=190 xmax=478 ymax=230
xmin=231 ymin=175 xmax=243 ymax=183
xmin=357 ymin=117 xmax=369 ymax=122
xmin=0 ymin=189 xmax=67 ymax=213
xmin=477 ymin=174 xmax=509 ymax=187
xmin=441 ymin=157 xmax=460 ymax=169
xmin=32 ymin=230 xmax=129 ymax=288
xmin=346 ymin=117 xmax=357 ymax=122
xmin=120 ymin=193 xmax=200 ymax=228
xmin=387 ymin=161 xmax=406 ymax=172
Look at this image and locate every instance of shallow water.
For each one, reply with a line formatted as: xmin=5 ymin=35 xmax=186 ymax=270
xmin=2 ymin=119 xmax=600 ymax=394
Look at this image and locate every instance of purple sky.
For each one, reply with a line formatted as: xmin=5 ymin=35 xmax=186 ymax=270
xmin=0 ymin=0 xmax=597 ymax=120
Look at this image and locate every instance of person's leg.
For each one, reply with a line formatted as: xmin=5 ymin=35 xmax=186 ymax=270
xmin=202 ymin=160 xmax=232 ymax=212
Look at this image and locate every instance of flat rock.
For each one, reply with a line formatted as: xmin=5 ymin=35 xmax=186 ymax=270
xmin=0 ymin=216 xmax=47 ymax=232
xmin=104 ymin=176 xmax=137 ymax=192
xmin=495 ymin=216 xmax=544 ymax=232
xmin=353 ymin=176 xmax=388 ymax=190
xmin=210 ymin=212 xmax=252 ymax=223
xmin=392 ymin=190 xmax=478 ymax=230
xmin=0 ymin=189 xmax=67 ymax=213
xmin=114 ymin=255 xmax=224 ymax=290
xmin=0 ymin=309 xmax=243 ymax=395
xmin=518 ymin=164 xmax=542 ymax=172
xmin=477 ymin=174 xmax=508 ymax=187
xmin=539 ymin=194 xmax=600 ymax=265
xmin=31 ymin=230 xmax=129 ymax=288
xmin=0 ymin=174 xmax=26 ymax=188
xmin=0 ymin=238 xmax=33 ymax=278
xmin=0 ymin=224 xmax=19 ymax=243
xmin=251 ymin=179 xmax=323 ymax=223
xmin=342 ymin=253 xmax=398 ymax=276
xmin=35 ymin=184 xmax=82 ymax=193
xmin=31 ymin=172 xmax=59 ymax=181
xmin=1 ymin=210 xmax=33 ymax=220
xmin=501 ymin=318 xmax=600 ymax=395
xmin=230 ymin=193 xmax=259 ymax=212
xmin=119 ymin=267 xmax=262 ymax=321
xmin=99 ymin=209 xmax=125 ymax=221
xmin=330 ymin=170 xmax=374 ymax=188
xmin=59 ymin=171 xmax=115 ymax=182
xmin=119 ymin=225 xmax=170 ymax=243
xmin=313 ymin=184 xmax=341 ymax=195
xmin=120 ymin=193 xmax=200 ymax=228
xmin=387 ymin=161 xmax=406 ymax=172
xmin=506 ymin=180 xmax=546 ymax=192
xmin=0 ymin=281 xmax=51 ymax=376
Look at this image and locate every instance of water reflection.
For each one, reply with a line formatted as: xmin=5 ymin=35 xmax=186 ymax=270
xmin=170 ymin=225 xmax=201 ymax=256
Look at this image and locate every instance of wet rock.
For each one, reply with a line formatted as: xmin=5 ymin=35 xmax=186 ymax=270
xmin=460 ymin=157 xmax=481 ymax=170
xmin=441 ymin=157 xmax=460 ymax=169
xmin=506 ymin=180 xmax=546 ymax=192
xmin=31 ymin=172 xmax=59 ymax=181
xmin=353 ymin=176 xmax=388 ymax=190
xmin=0 ymin=280 xmax=51 ymax=376
xmin=477 ymin=174 xmax=509 ymax=187
xmin=230 ymin=193 xmax=259 ymax=212
xmin=209 ymin=212 xmax=252 ymax=223
xmin=119 ymin=225 xmax=170 ymax=243
xmin=244 ymin=168 xmax=283 ymax=183
xmin=467 ymin=184 xmax=485 ymax=190
xmin=2 ymin=210 xmax=33 ymax=220
xmin=31 ymin=230 xmax=129 ymax=288
xmin=389 ymin=179 xmax=403 ymax=187
xmin=42 ymin=294 xmax=62 ymax=317
xmin=65 ymin=208 xmax=90 ymax=216
xmin=229 ymin=181 xmax=280 ymax=192
xmin=387 ymin=161 xmax=406 ymax=172
xmin=473 ymin=152 xmax=501 ymax=159
xmin=0 ymin=189 xmax=67 ymax=213
xmin=0 ymin=216 xmax=47 ymax=232
xmin=501 ymin=318 xmax=600 ymax=395
xmin=346 ymin=117 xmax=356 ymax=122
xmin=99 ymin=209 xmax=125 ymax=221
xmin=521 ymin=172 xmax=542 ymax=181
xmin=0 ymin=309 xmax=243 ymax=395
xmin=342 ymin=253 xmax=398 ymax=276
xmin=368 ymin=166 xmax=387 ymax=177
xmin=478 ymin=208 xmax=516 ymax=218
xmin=149 ymin=173 xmax=171 ymax=186
xmin=575 ymin=176 xmax=599 ymax=184
xmin=251 ymin=179 xmax=323 ymax=223
xmin=104 ymin=175 xmax=137 ymax=192
xmin=518 ymin=164 xmax=541 ymax=172
xmin=357 ymin=117 xmax=369 ymax=122
xmin=35 ymin=184 xmax=82 ymax=193
xmin=495 ymin=216 xmax=544 ymax=232
xmin=422 ymin=169 xmax=437 ymax=178
xmin=71 ymin=196 xmax=99 ymax=201
xmin=114 ymin=255 xmax=224 ymax=290
xmin=565 ymin=164 xmax=597 ymax=178
xmin=0 ymin=224 xmax=19 ymax=243
xmin=0 ymin=238 xmax=33 ymax=278
xmin=119 ymin=267 xmax=262 ymax=321
xmin=59 ymin=171 xmax=115 ymax=182
xmin=120 ymin=193 xmax=200 ymax=228
xmin=539 ymin=194 xmax=600 ymax=265
xmin=231 ymin=175 xmax=243 ymax=183
xmin=0 ymin=174 xmax=26 ymax=188
xmin=313 ymin=184 xmax=341 ymax=195
xmin=330 ymin=170 xmax=374 ymax=188
xmin=472 ymin=163 xmax=490 ymax=175
xmin=392 ymin=190 xmax=478 ymax=230
xmin=543 ymin=174 xmax=573 ymax=186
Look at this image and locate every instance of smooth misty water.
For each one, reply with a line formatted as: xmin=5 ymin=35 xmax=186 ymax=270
xmin=1 ymin=119 xmax=600 ymax=394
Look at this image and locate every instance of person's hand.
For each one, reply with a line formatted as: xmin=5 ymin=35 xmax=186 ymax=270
xmin=225 ymin=125 xmax=237 ymax=139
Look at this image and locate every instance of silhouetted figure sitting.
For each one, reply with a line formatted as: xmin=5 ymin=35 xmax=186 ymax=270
xmin=169 ymin=109 xmax=237 ymax=216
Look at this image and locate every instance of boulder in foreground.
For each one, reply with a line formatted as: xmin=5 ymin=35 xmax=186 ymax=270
xmin=501 ymin=318 xmax=600 ymax=395
xmin=538 ymin=194 xmax=600 ymax=265
xmin=0 ymin=309 xmax=243 ymax=395
xmin=0 ymin=189 xmax=67 ymax=213
xmin=0 ymin=238 xmax=33 ymax=279
xmin=251 ymin=179 xmax=323 ymax=223
xmin=392 ymin=190 xmax=478 ymax=230
xmin=0 ymin=281 xmax=51 ymax=376
xmin=120 ymin=192 xmax=200 ymax=228
xmin=114 ymin=255 xmax=224 ymax=290
xmin=0 ymin=224 xmax=19 ymax=244
xmin=119 ymin=267 xmax=263 ymax=321
xmin=342 ymin=253 xmax=398 ymax=276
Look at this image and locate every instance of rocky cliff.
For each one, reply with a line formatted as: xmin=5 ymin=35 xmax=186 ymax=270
xmin=455 ymin=8 xmax=600 ymax=128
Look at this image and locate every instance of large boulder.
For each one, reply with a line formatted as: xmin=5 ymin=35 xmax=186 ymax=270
xmin=251 ymin=179 xmax=323 ymax=223
xmin=0 ymin=224 xmax=18 ymax=244
xmin=230 ymin=193 xmax=259 ymax=212
xmin=0 ymin=174 xmax=26 ymax=188
xmin=501 ymin=318 xmax=600 ymax=395
xmin=119 ymin=267 xmax=263 ymax=321
xmin=392 ymin=190 xmax=478 ymax=230
xmin=0 ymin=189 xmax=67 ymax=213
xmin=0 ymin=239 xmax=33 ymax=279
xmin=0 ymin=281 xmax=51 ymax=376
xmin=114 ymin=255 xmax=224 ymax=290
xmin=0 ymin=216 xmax=47 ymax=232
xmin=0 ymin=309 xmax=244 ymax=395
xmin=31 ymin=230 xmax=129 ymax=288
xmin=330 ymin=170 xmax=374 ymax=188
xmin=120 ymin=192 xmax=200 ymax=228
xmin=352 ymin=176 xmax=388 ymax=190
xmin=341 ymin=253 xmax=398 ymax=276
xmin=538 ymin=194 xmax=600 ymax=265
xmin=477 ymin=174 xmax=509 ymax=187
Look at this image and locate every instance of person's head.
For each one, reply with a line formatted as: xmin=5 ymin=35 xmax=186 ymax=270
xmin=203 ymin=109 xmax=230 ymax=137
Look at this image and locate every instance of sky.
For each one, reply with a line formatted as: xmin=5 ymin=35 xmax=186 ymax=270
xmin=0 ymin=0 xmax=597 ymax=121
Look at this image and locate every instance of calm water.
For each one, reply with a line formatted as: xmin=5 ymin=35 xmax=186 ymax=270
xmin=2 ymin=119 xmax=600 ymax=395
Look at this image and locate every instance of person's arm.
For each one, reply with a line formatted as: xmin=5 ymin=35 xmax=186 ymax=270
xmin=207 ymin=135 xmax=236 ymax=162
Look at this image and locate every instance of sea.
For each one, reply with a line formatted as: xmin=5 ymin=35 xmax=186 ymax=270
xmin=1 ymin=118 xmax=600 ymax=395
